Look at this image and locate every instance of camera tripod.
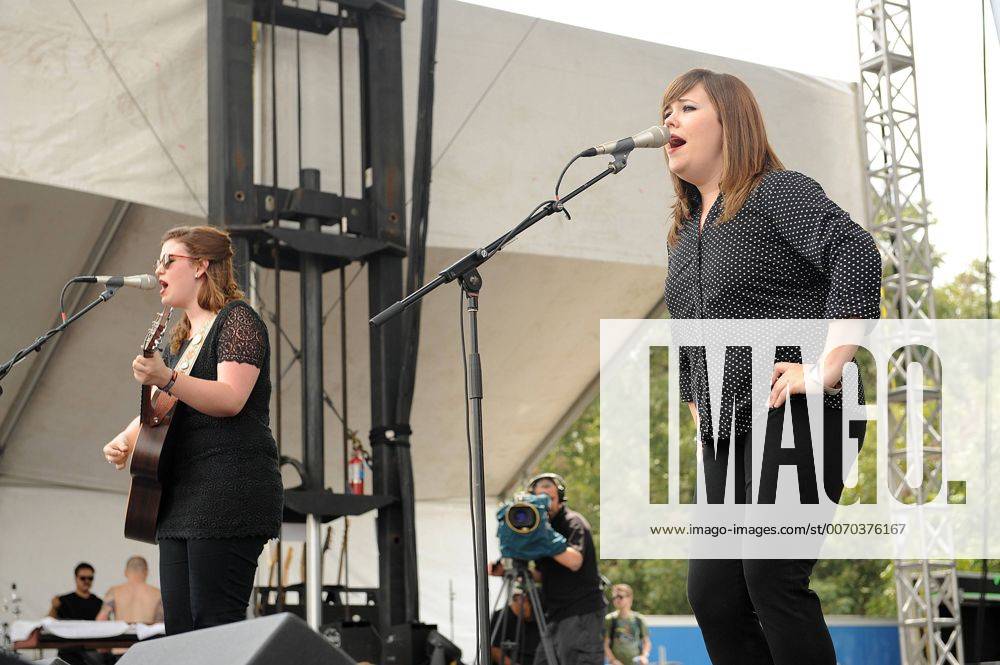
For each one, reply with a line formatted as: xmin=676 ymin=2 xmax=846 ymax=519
xmin=491 ymin=559 xmax=558 ymax=665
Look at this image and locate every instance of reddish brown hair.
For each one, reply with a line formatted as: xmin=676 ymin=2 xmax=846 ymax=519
xmin=161 ymin=226 xmax=244 ymax=353
xmin=662 ymin=69 xmax=784 ymax=246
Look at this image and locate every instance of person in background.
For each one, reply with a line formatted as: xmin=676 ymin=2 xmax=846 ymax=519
xmin=95 ymin=556 xmax=163 ymax=624
xmin=491 ymin=473 xmax=605 ymax=665
xmin=490 ymin=586 xmax=541 ymax=665
xmin=604 ymin=583 xmax=651 ymax=665
xmin=94 ymin=555 xmax=164 ymax=663
xmin=48 ymin=562 xmax=103 ymax=665
xmin=49 ymin=563 xmax=103 ymax=620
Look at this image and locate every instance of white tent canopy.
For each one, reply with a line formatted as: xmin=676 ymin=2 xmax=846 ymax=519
xmin=0 ymin=0 xmax=866 ymax=654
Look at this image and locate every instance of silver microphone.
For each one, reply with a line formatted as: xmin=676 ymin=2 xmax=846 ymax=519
xmin=77 ymin=274 xmax=158 ymax=290
xmin=581 ymin=125 xmax=671 ymax=157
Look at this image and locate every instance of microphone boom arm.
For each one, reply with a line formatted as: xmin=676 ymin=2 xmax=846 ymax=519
xmin=370 ymin=156 xmax=626 ymax=327
xmin=0 ymin=285 xmax=121 ymax=397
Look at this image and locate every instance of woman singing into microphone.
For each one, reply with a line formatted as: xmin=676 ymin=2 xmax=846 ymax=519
xmin=661 ymin=69 xmax=881 ymax=664
xmin=103 ymin=226 xmax=282 ymax=635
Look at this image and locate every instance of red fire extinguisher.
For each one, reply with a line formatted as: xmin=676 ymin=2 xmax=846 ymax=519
xmin=348 ymin=434 xmax=370 ymax=495
xmin=348 ymin=448 xmax=365 ymax=495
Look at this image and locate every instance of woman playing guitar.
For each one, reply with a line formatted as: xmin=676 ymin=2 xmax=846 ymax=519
xmin=103 ymin=226 xmax=282 ymax=635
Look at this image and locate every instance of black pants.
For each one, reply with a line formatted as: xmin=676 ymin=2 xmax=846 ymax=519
xmin=159 ymin=536 xmax=266 ymax=635
xmin=532 ymin=609 xmax=605 ymax=665
xmin=688 ymin=400 xmax=862 ymax=665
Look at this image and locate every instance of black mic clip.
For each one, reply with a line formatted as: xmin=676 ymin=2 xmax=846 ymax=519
xmin=550 ymin=198 xmax=571 ymax=221
xmin=607 ymin=147 xmax=630 ymax=174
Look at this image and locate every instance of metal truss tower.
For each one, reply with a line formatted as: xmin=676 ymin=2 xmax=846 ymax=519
xmin=855 ymin=1 xmax=964 ymax=663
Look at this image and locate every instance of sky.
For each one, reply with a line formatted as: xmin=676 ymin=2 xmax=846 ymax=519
xmin=460 ymin=0 xmax=999 ymax=288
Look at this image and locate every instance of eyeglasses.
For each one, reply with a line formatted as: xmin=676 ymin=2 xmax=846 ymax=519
xmin=155 ymin=253 xmax=199 ymax=272
xmin=78 ymin=576 xmax=94 ymax=582
xmin=612 ymin=594 xmax=629 ymax=600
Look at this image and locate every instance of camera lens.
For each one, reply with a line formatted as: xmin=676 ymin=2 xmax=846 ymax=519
xmin=507 ymin=504 xmax=538 ymax=532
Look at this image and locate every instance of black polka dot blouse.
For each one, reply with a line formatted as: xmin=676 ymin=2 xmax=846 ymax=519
xmin=663 ymin=169 xmax=882 ymax=438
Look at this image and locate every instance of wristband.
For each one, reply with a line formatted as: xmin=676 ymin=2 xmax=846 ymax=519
xmin=161 ymin=370 xmax=178 ymax=395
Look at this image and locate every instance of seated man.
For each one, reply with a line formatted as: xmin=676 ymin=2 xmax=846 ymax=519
xmin=48 ymin=562 xmax=103 ymax=665
xmin=96 ymin=556 xmax=163 ymax=624
xmin=490 ymin=587 xmax=540 ymax=665
xmin=96 ymin=556 xmax=163 ymax=663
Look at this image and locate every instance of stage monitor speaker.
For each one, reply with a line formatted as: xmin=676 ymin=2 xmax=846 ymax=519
xmin=383 ymin=623 xmax=436 ymax=665
xmin=427 ymin=629 xmax=463 ymax=665
xmin=320 ymin=620 xmax=381 ymax=663
xmin=117 ymin=613 xmax=358 ymax=665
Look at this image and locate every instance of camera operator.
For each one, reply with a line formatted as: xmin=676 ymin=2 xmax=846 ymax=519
xmin=492 ymin=473 xmax=605 ymax=664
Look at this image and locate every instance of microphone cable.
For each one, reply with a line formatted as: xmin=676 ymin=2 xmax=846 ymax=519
xmin=60 ymin=276 xmax=94 ymax=323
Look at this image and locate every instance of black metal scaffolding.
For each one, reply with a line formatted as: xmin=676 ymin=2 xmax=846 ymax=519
xmin=207 ymin=0 xmax=430 ymax=658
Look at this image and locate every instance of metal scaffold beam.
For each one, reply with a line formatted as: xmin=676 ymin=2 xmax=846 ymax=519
xmin=207 ymin=1 xmax=429 ymax=656
xmin=855 ymin=1 xmax=963 ymax=663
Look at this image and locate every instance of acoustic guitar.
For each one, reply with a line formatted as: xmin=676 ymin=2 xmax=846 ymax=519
xmin=124 ymin=305 xmax=174 ymax=543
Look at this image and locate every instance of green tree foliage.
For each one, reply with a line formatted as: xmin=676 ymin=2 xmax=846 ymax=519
xmin=521 ymin=260 xmax=997 ymax=616
xmin=932 ymin=257 xmax=1000 ymax=583
xmin=934 ymin=259 xmax=997 ymax=319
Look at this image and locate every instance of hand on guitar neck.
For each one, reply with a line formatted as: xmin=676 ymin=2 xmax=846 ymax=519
xmin=105 ymin=306 xmax=170 ymax=472
xmin=132 ymin=350 xmax=173 ymax=390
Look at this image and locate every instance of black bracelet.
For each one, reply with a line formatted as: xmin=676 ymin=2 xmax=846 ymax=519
xmin=161 ymin=370 xmax=178 ymax=395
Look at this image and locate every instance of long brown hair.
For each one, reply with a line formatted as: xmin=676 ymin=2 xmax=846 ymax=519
xmin=161 ymin=226 xmax=244 ymax=353
xmin=663 ymin=69 xmax=784 ymax=247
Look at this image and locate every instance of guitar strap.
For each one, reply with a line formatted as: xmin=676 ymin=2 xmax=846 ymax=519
xmin=168 ymin=313 xmax=218 ymax=379
xmin=146 ymin=313 xmax=219 ymax=423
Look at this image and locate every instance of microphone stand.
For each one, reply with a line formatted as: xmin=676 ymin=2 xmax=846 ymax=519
xmin=370 ymin=147 xmax=632 ymax=665
xmin=0 ymin=286 xmax=121 ymax=397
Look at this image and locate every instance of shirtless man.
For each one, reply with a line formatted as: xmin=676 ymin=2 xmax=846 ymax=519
xmin=96 ymin=556 xmax=163 ymax=624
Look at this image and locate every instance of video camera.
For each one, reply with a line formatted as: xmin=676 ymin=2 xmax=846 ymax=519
xmin=496 ymin=493 xmax=567 ymax=560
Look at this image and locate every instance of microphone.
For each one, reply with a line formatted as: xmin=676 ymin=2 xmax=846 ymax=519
xmin=75 ymin=274 xmax=158 ymax=290
xmin=580 ymin=125 xmax=670 ymax=157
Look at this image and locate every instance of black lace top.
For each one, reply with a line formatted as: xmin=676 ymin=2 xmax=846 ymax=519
xmin=156 ymin=300 xmax=283 ymax=540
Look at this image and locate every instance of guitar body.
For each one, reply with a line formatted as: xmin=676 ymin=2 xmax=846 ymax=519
xmin=123 ymin=306 xmax=173 ymax=544
xmin=124 ymin=391 xmax=177 ymax=543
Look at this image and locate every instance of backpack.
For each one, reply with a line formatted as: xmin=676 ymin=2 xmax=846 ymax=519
xmin=609 ymin=614 xmax=643 ymax=651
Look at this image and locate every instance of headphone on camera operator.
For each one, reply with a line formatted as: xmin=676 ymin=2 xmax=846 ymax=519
xmin=528 ymin=473 xmax=567 ymax=506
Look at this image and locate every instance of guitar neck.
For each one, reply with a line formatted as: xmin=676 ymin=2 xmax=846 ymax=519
xmin=138 ymin=306 xmax=171 ymax=426
xmin=140 ymin=384 xmax=153 ymax=425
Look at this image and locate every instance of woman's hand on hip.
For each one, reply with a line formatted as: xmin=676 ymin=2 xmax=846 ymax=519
xmin=769 ymin=362 xmax=806 ymax=408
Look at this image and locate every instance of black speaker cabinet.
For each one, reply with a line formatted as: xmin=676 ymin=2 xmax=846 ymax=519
xmin=383 ymin=623 xmax=437 ymax=665
xmin=320 ymin=620 xmax=382 ymax=663
xmin=117 ymin=613 xmax=357 ymax=665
